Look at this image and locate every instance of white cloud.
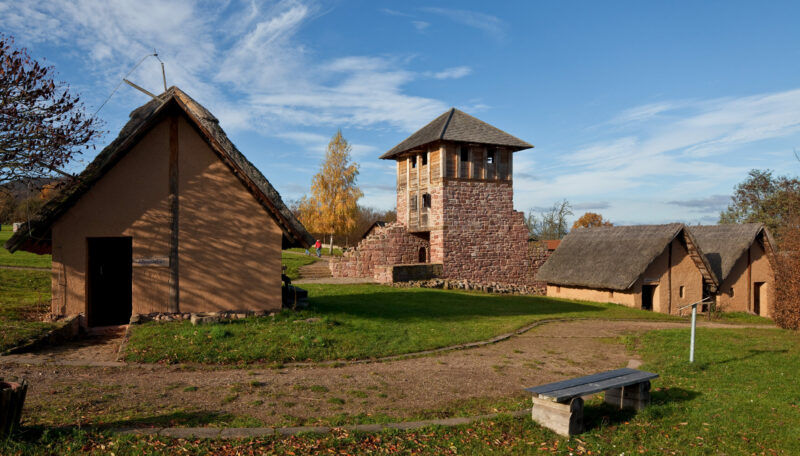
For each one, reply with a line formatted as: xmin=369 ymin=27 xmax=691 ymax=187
xmin=412 ymin=21 xmax=430 ymax=31
xmin=422 ymin=7 xmax=505 ymax=41
xmin=515 ymin=88 xmax=800 ymax=221
xmin=432 ymin=66 xmax=472 ymax=80
xmin=0 ymin=0 xmax=462 ymax=136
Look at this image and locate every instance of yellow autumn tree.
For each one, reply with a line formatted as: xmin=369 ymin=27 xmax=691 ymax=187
xmin=301 ymin=130 xmax=363 ymax=253
xmin=572 ymin=212 xmax=613 ymax=229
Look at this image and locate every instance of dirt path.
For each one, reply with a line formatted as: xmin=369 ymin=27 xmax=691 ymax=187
xmin=0 ymin=319 xmax=739 ymax=428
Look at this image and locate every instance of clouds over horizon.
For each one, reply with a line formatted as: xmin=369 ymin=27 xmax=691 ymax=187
xmin=515 ymin=87 xmax=800 ymax=223
xmin=0 ymin=0 xmax=475 ymax=139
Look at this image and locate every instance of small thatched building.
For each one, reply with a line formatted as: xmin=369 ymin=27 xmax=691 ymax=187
xmin=536 ymin=224 xmax=718 ymax=314
xmin=691 ymin=223 xmax=775 ymax=317
xmin=4 ymin=87 xmax=313 ymax=327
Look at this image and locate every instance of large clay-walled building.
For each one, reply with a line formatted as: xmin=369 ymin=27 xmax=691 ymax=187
xmin=536 ymin=224 xmax=719 ymax=314
xmin=5 ymin=87 xmax=313 ymax=327
xmin=330 ymin=108 xmax=541 ymax=287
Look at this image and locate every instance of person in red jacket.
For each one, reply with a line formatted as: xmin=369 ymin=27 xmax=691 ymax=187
xmin=314 ymin=239 xmax=322 ymax=257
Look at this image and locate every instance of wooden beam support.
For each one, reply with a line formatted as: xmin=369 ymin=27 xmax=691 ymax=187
xmin=531 ymin=396 xmax=584 ymax=436
xmin=168 ymin=115 xmax=180 ymax=313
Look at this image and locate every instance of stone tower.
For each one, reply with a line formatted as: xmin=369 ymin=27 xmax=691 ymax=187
xmin=378 ymin=108 xmax=535 ymax=285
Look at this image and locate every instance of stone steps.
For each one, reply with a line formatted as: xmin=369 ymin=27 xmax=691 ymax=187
xmin=298 ymin=260 xmax=332 ymax=279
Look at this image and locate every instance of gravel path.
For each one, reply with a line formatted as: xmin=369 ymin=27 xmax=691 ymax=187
xmin=0 ymin=319 xmax=764 ymax=429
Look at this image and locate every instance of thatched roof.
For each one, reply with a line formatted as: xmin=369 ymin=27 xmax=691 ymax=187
xmin=536 ymin=224 xmax=718 ymax=291
xmin=5 ymin=87 xmax=314 ymax=254
xmin=379 ymin=108 xmax=533 ymax=160
xmin=689 ymin=223 xmax=774 ymax=284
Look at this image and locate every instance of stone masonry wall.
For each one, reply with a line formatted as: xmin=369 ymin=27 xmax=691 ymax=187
xmin=440 ymin=180 xmax=537 ymax=287
xmin=330 ymin=222 xmax=428 ymax=278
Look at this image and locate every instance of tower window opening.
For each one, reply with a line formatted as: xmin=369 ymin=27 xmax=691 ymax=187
xmin=411 ymin=155 xmax=417 ymax=168
xmin=487 ymin=148 xmax=496 ymax=164
xmin=460 ymin=147 xmax=469 ymax=162
xmin=422 ymin=153 xmax=428 ymax=166
xmin=422 ymin=193 xmax=431 ymax=209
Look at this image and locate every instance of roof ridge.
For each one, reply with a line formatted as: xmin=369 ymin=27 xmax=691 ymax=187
xmin=438 ymin=108 xmax=455 ymax=140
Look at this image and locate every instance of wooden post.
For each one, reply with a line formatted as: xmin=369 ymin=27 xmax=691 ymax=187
xmin=0 ymin=379 xmax=28 ymax=437
xmin=168 ymin=115 xmax=180 ymax=313
xmin=531 ymin=396 xmax=584 ymax=436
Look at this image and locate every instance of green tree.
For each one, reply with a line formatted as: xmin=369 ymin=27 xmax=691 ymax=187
xmin=298 ymin=130 xmax=363 ymax=253
xmin=719 ymin=169 xmax=800 ymax=240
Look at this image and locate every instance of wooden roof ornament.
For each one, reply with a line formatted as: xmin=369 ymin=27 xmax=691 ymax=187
xmin=5 ymin=87 xmax=315 ymax=254
xmin=536 ymin=224 xmax=718 ymax=291
xmin=379 ymin=108 xmax=533 ymax=160
xmin=689 ymin=223 xmax=775 ymax=284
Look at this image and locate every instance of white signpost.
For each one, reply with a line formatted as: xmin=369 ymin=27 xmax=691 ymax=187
xmin=678 ymin=297 xmax=712 ymax=363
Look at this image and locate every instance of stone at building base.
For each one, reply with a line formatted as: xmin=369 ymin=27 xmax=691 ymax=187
xmin=391 ymin=278 xmax=545 ymax=296
xmin=130 ymin=310 xmax=279 ymax=326
xmin=530 ymin=396 xmax=584 ymax=436
xmin=603 ymin=381 xmax=651 ymax=411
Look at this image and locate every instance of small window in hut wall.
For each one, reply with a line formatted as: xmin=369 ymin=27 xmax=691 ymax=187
xmin=422 ymin=153 xmax=428 ymax=166
xmin=411 ymin=155 xmax=417 ymax=168
xmin=422 ymin=193 xmax=431 ymax=209
xmin=487 ymin=148 xmax=496 ymax=164
xmin=730 ymin=287 xmax=734 ymax=297
xmin=460 ymin=147 xmax=469 ymax=162
xmin=679 ymin=286 xmax=685 ymax=298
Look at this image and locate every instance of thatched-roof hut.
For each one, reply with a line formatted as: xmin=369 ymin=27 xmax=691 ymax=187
xmin=536 ymin=224 xmax=717 ymax=314
xmin=5 ymin=87 xmax=313 ymax=327
xmin=690 ymin=223 xmax=775 ymax=317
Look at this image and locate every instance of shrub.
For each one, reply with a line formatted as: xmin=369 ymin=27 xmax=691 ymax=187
xmin=773 ymin=221 xmax=800 ymax=330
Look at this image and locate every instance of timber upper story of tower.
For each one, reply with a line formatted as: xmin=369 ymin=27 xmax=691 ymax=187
xmin=382 ymin=108 xmax=533 ymax=232
xmin=383 ymin=108 xmax=533 ymax=186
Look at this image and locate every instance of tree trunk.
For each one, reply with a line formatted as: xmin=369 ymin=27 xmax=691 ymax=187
xmin=329 ymin=233 xmax=334 ymax=255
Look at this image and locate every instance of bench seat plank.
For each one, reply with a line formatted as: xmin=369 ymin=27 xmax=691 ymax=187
xmin=525 ymin=368 xmax=638 ymax=396
xmin=526 ymin=369 xmax=658 ymax=403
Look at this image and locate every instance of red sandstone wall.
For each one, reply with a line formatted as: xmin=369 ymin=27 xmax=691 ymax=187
xmin=440 ymin=180 xmax=537 ymax=287
xmin=330 ymin=222 xmax=429 ymax=278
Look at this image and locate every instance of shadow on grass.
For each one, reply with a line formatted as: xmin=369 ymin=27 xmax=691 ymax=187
xmin=306 ymin=288 xmax=604 ymax=321
xmin=697 ymin=348 xmax=789 ymax=369
xmin=9 ymin=411 xmax=246 ymax=443
xmin=583 ymin=387 xmax=701 ymax=432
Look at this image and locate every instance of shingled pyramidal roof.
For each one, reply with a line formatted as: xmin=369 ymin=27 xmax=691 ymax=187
xmin=536 ymin=224 xmax=718 ymax=291
xmin=5 ymin=86 xmax=314 ymax=254
xmin=380 ymin=108 xmax=533 ymax=159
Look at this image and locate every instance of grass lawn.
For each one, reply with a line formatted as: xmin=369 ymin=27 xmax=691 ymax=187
xmin=125 ymin=283 xmax=679 ymax=364
xmin=280 ymin=251 xmax=318 ymax=280
xmin=0 ymin=268 xmax=56 ymax=352
xmin=4 ymin=327 xmax=799 ymax=454
xmin=0 ymin=225 xmax=52 ymax=268
xmin=712 ymin=311 xmax=774 ymax=325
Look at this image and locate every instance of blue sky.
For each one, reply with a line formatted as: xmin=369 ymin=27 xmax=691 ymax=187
xmin=3 ymin=1 xmax=800 ymax=225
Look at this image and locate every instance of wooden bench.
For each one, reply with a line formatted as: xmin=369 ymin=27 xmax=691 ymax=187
xmin=525 ymin=368 xmax=659 ymax=436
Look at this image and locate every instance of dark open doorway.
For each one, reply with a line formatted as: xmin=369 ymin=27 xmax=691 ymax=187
xmin=753 ymin=282 xmax=765 ymax=316
xmin=641 ymin=285 xmax=656 ymax=311
xmin=418 ymin=246 xmax=427 ymax=263
xmin=87 ymin=237 xmax=132 ymax=327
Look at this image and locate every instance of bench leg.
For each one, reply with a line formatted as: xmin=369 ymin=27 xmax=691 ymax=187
xmin=604 ymin=381 xmax=651 ymax=411
xmin=531 ymin=396 xmax=584 ymax=436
